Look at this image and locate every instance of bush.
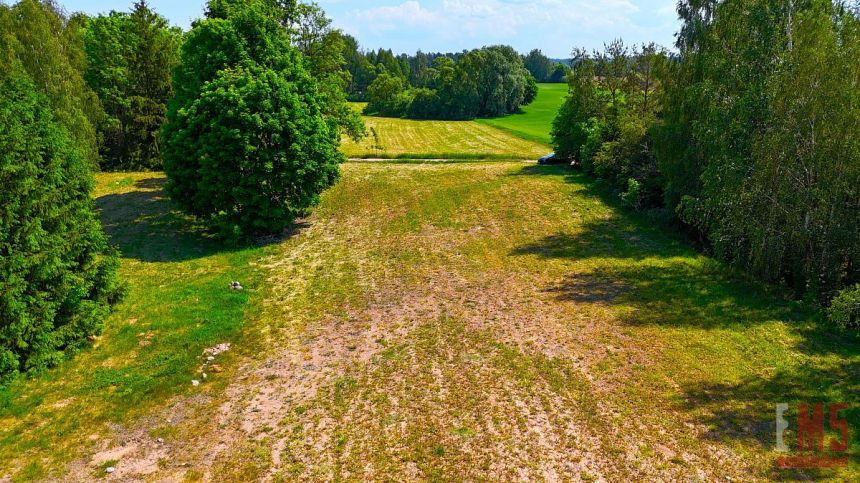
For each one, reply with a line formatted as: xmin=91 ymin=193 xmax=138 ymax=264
xmin=828 ymin=285 xmax=860 ymax=330
xmin=0 ymin=66 xmax=122 ymax=384
xmin=163 ymin=2 xmax=344 ymax=239
xmin=364 ymin=73 xmax=408 ymax=117
xmin=621 ymin=178 xmax=643 ymax=210
xmin=164 ymin=64 xmax=342 ymax=239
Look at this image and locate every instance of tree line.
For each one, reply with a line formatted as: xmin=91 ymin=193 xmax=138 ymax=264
xmin=0 ymin=0 xmax=360 ymax=383
xmin=363 ymin=45 xmax=538 ymax=120
xmin=523 ymin=49 xmax=570 ymax=83
xmin=343 ymin=44 xmax=569 ymax=103
xmin=552 ymin=0 xmax=860 ymax=325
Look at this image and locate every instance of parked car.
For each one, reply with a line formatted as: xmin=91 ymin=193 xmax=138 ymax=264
xmin=538 ymin=153 xmax=580 ymax=168
xmin=538 ymin=153 xmax=557 ymax=164
xmin=539 ymin=153 xmax=569 ymax=165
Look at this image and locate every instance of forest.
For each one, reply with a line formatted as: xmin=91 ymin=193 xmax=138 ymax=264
xmin=551 ymin=0 xmax=860 ymax=314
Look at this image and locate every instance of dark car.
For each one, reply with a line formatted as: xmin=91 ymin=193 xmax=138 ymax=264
xmin=538 ymin=153 xmax=581 ymax=168
xmin=538 ymin=153 xmax=564 ymax=165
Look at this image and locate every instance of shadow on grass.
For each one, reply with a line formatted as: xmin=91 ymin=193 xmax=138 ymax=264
xmin=513 ymin=163 xmax=860 ymax=476
xmin=541 ymin=261 xmax=805 ymax=328
xmin=96 ymin=177 xmax=305 ymax=262
xmin=679 ymin=358 xmax=860 ymax=480
xmin=511 ymin=222 xmax=679 ymax=262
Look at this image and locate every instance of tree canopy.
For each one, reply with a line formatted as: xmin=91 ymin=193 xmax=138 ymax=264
xmin=552 ymin=0 xmax=860 ymax=305
xmin=81 ymin=1 xmax=182 ymax=170
xmin=162 ymin=0 xmax=345 ymax=239
xmin=0 ymin=0 xmax=104 ymax=165
xmin=364 ymin=45 xmax=538 ymax=120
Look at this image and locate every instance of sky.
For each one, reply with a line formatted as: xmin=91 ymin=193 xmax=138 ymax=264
xmin=56 ymin=0 xmax=682 ymax=58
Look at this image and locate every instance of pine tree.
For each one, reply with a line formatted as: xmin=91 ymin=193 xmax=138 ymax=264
xmin=0 ymin=64 xmax=122 ymax=383
xmin=81 ymin=1 xmax=181 ymax=170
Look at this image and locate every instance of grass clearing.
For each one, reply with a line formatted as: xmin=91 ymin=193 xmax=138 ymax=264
xmin=340 ymin=112 xmax=549 ymax=160
xmin=477 ymin=83 xmax=568 ymax=145
xmin=1 ymin=163 xmax=858 ymax=481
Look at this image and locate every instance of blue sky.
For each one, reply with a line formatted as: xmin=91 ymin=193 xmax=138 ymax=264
xmin=56 ymin=0 xmax=681 ymax=58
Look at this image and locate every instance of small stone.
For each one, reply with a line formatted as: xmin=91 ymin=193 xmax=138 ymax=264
xmin=105 ymin=467 xmax=115 ymax=474
xmin=156 ymin=437 xmax=164 ymax=444
xmin=229 ymin=281 xmax=244 ymax=290
xmin=192 ymin=380 xmax=200 ymax=386
xmin=204 ymin=343 xmax=232 ymax=357
xmin=207 ymin=356 xmax=215 ymax=362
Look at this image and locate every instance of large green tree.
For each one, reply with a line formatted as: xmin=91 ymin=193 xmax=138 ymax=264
xmin=0 ymin=62 xmax=121 ymax=383
xmin=656 ymin=0 xmax=860 ymax=299
xmin=162 ymin=0 xmax=344 ymax=238
xmin=552 ymin=42 xmax=667 ymax=208
xmin=523 ymin=48 xmax=553 ymax=82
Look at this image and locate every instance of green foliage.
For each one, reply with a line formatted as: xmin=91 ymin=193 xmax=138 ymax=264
xmin=162 ymin=1 xmax=343 ymax=239
xmin=548 ymin=63 xmax=570 ymax=83
xmin=552 ymin=42 xmax=666 ymax=208
xmin=365 ymin=72 xmax=409 ymax=117
xmin=0 ymin=65 xmax=121 ymax=384
xmin=81 ymin=1 xmax=182 ymax=170
xmin=0 ymin=0 xmax=103 ymax=164
xmin=621 ymin=178 xmax=643 ymax=210
xmin=523 ymin=48 xmax=554 ymax=82
xmin=829 ymin=285 xmax=860 ymax=331
xmin=657 ymin=0 xmax=860 ymax=298
xmin=363 ymin=45 xmax=537 ymax=120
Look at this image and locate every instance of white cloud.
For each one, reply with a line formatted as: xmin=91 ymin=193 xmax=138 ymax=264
xmin=331 ymin=0 xmax=679 ymax=57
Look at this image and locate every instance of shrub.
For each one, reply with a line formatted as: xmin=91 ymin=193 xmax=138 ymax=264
xmin=0 ymin=66 xmax=121 ymax=384
xmin=621 ymin=178 xmax=643 ymax=210
xmin=163 ymin=64 xmax=342 ymax=239
xmin=163 ymin=2 xmax=344 ymax=239
xmin=828 ymin=285 xmax=860 ymax=330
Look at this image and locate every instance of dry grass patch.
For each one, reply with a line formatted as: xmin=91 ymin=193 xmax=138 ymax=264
xmin=341 ymin=114 xmax=550 ymax=160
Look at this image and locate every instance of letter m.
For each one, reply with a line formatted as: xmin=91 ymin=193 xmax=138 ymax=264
xmin=797 ymin=403 xmax=825 ymax=453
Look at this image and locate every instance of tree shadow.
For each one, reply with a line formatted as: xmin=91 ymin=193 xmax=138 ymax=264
xmin=512 ymin=163 xmax=583 ymax=182
xmin=541 ymin=260 xmax=804 ymax=329
xmin=520 ymin=233 xmax=860 ymax=477
xmin=679 ymin=359 xmax=860 ymax=480
xmin=511 ymin=219 xmax=685 ymax=262
xmin=510 ymin=165 xmax=860 ymax=476
xmin=96 ymin=177 xmax=306 ymax=262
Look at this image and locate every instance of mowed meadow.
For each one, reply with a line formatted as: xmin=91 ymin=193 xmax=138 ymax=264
xmin=340 ymin=84 xmax=567 ymax=160
xmin=477 ymin=82 xmax=568 ymax=144
xmin=1 ymin=82 xmax=858 ymax=480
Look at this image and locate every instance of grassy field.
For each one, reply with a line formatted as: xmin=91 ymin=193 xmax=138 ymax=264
xmin=1 ymin=162 xmax=857 ymax=481
xmin=477 ymin=83 xmax=568 ymax=145
xmin=341 ymin=106 xmax=550 ymax=160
